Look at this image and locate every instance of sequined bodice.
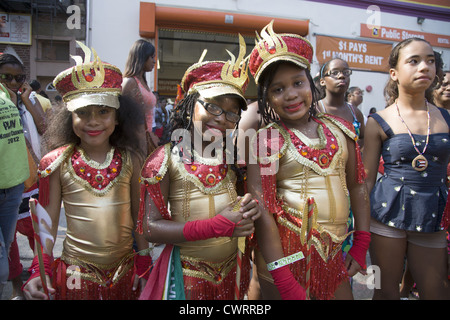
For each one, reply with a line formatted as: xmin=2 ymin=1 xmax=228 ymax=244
xmin=60 ymin=147 xmax=134 ymax=265
xmin=275 ymin=121 xmax=351 ymax=236
xmin=168 ymin=146 xmax=239 ymax=262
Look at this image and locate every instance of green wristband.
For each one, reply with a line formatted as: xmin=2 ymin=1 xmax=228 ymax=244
xmin=267 ymin=251 xmax=305 ymax=271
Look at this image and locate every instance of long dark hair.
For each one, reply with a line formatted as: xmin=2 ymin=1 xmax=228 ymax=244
xmin=384 ymin=37 xmax=438 ymax=106
xmin=257 ymin=61 xmax=319 ymax=124
xmin=123 ymin=39 xmax=155 ymax=86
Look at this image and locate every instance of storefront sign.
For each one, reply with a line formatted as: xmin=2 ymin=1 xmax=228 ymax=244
xmin=0 ymin=13 xmax=32 ymax=45
xmin=315 ymin=35 xmax=391 ymax=72
xmin=360 ymin=23 xmax=450 ymax=49
xmin=158 ymin=78 xmax=179 ymax=96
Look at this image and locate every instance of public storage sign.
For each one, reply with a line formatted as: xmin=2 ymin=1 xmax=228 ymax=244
xmin=315 ymin=35 xmax=391 ymax=73
xmin=360 ymin=24 xmax=450 ymax=49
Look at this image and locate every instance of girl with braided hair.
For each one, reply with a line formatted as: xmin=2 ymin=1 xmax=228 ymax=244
xmin=138 ymin=35 xmax=261 ymax=300
xmin=246 ymin=22 xmax=371 ymax=300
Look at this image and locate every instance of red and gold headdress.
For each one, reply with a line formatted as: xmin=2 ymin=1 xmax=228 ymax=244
xmin=179 ymin=34 xmax=249 ymax=110
xmin=249 ymin=21 xmax=313 ymax=84
xmin=53 ymin=41 xmax=122 ymax=111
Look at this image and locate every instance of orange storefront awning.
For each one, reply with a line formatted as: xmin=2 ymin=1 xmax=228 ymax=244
xmin=139 ymin=2 xmax=309 ymax=38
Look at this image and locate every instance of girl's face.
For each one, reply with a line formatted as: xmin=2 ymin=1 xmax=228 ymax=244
xmin=192 ymin=95 xmax=241 ymax=144
xmin=72 ymin=105 xmax=118 ymax=150
xmin=434 ymin=72 xmax=450 ymax=108
xmin=390 ymin=40 xmax=436 ymax=93
xmin=267 ymin=63 xmax=312 ymax=125
xmin=144 ymin=54 xmax=156 ymax=72
xmin=0 ymin=63 xmax=26 ymax=93
xmin=320 ymin=59 xmax=351 ymax=94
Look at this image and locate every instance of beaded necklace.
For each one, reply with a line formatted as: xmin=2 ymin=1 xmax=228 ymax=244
xmin=395 ymin=100 xmax=430 ymax=171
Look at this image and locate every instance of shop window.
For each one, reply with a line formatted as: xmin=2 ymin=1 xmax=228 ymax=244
xmin=157 ymin=29 xmax=256 ymax=98
xmin=39 ymin=40 xmax=70 ymax=61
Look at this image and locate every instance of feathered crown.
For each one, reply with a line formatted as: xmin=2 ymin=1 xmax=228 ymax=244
xmin=53 ymin=41 xmax=122 ymax=111
xmin=249 ymin=20 xmax=313 ymax=84
xmin=179 ymin=34 xmax=249 ymax=110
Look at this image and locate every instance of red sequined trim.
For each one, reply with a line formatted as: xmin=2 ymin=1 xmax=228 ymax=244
xmin=71 ymin=147 xmax=122 ymax=191
xmin=183 ymin=161 xmax=228 ymax=188
xmin=281 ymin=118 xmax=338 ymax=169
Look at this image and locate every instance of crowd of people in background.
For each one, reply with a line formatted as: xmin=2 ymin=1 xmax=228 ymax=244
xmin=0 ymin=20 xmax=449 ymax=301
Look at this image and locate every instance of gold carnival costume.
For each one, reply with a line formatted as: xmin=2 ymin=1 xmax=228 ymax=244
xmin=252 ymin=116 xmax=363 ymax=299
xmin=248 ymin=22 xmax=366 ymax=300
xmin=140 ymin=144 xmax=250 ymax=299
xmin=38 ymin=144 xmax=138 ymax=299
xmin=32 ymin=42 xmax=141 ymax=300
xmin=138 ymin=34 xmax=251 ymax=300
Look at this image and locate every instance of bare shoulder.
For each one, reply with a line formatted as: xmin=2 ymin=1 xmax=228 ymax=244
xmin=121 ymin=77 xmax=138 ymax=92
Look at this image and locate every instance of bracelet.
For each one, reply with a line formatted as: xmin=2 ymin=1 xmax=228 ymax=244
xmin=267 ymin=251 xmax=305 ymax=271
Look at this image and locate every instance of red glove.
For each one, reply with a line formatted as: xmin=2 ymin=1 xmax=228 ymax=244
xmin=183 ymin=214 xmax=235 ymax=241
xmin=269 ymin=265 xmax=306 ymax=300
xmin=348 ymin=230 xmax=371 ymax=269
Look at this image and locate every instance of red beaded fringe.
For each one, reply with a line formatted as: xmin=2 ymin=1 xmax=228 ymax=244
xmin=137 ymin=184 xmax=147 ymax=234
xmin=354 ymin=140 xmax=366 ymax=184
xmin=182 ymin=253 xmax=251 ymax=300
xmin=51 ymin=259 xmax=139 ymax=300
xmin=441 ymin=190 xmax=450 ymax=230
xmin=38 ymin=176 xmax=50 ymax=207
xmin=277 ymin=221 xmax=348 ymax=300
xmin=137 ymin=183 xmax=171 ymax=233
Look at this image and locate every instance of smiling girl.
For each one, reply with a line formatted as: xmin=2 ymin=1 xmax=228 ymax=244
xmin=364 ymin=38 xmax=450 ymax=300
xmin=22 ymin=43 xmax=149 ymax=300
xmin=246 ymin=22 xmax=371 ymax=300
xmin=138 ymin=36 xmax=260 ymax=300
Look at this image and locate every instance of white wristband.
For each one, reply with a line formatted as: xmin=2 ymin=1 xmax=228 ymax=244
xmin=267 ymin=251 xmax=305 ymax=271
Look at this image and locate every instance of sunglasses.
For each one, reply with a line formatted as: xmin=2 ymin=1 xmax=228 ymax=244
xmin=197 ymin=99 xmax=241 ymax=123
xmin=0 ymin=73 xmax=26 ymax=83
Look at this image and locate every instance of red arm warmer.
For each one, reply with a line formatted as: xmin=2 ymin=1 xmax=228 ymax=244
xmin=183 ymin=214 xmax=236 ymax=241
xmin=348 ymin=230 xmax=371 ymax=269
xmin=22 ymin=253 xmax=53 ymax=290
xmin=269 ymin=265 xmax=306 ymax=300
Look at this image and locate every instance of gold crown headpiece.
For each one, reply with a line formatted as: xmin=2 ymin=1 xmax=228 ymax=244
xmin=249 ymin=21 xmax=313 ymax=84
xmin=179 ymin=34 xmax=249 ymax=110
xmin=53 ymin=41 xmax=122 ymax=111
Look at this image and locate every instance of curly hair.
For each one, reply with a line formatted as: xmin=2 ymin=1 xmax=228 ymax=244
xmin=256 ymin=61 xmax=319 ymax=125
xmin=43 ymin=95 xmax=144 ymax=156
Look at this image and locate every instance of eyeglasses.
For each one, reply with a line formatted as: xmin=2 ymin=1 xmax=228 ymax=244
xmin=0 ymin=73 xmax=26 ymax=83
xmin=197 ymin=99 xmax=241 ymax=123
xmin=325 ymin=69 xmax=352 ymax=78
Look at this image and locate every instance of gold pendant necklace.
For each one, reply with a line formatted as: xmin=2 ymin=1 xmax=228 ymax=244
xmin=395 ymin=100 xmax=430 ymax=171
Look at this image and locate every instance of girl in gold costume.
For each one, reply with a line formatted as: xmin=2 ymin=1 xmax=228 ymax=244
xmin=23 ymin=43 xmax=150 ymax=300
xmin=246 ymin=22 xmax=371 ymax=300
xmin=137 ymin=35 xmax=261 ymax=300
